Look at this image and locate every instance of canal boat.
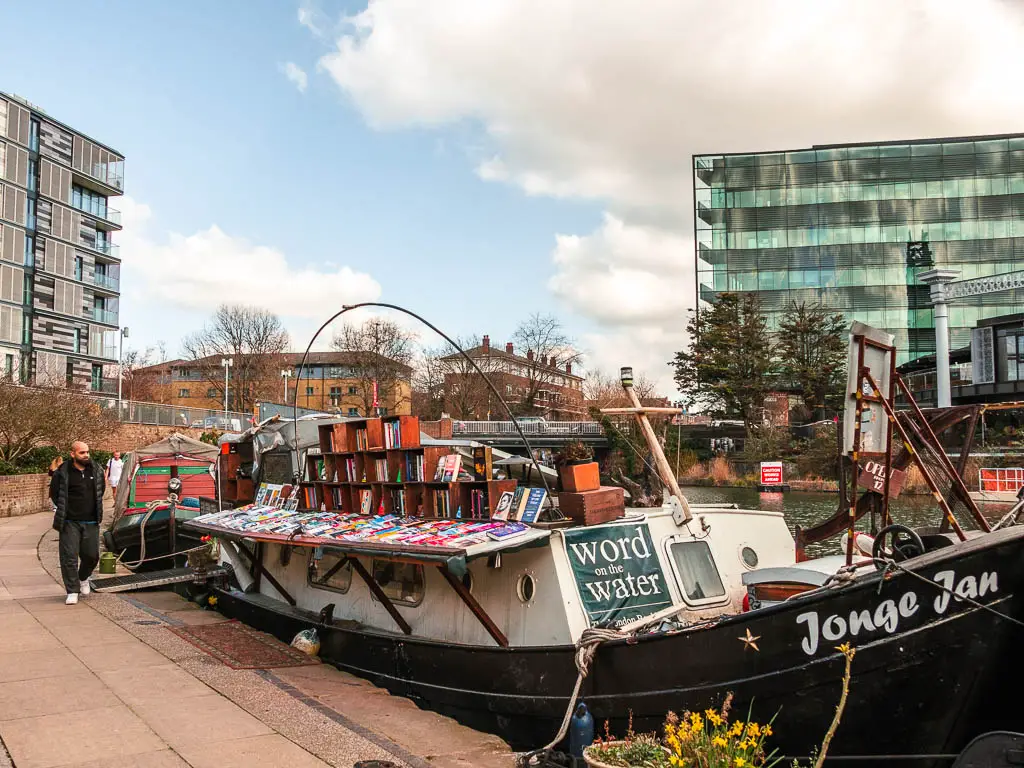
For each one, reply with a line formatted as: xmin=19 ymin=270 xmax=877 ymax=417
xmin=185 ymin=325 xmax=1024 ymax=764
xmin=104 ymin=433 xmax=219 ymax=571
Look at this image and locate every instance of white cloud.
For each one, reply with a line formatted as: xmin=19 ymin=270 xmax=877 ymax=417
xmin=280 ymin=61 xmax=309 ymax=93
xmin=117 ymin=197 xmax=382 ymax=355
xmin=313 ymin=0 xmax=1024 ymax=394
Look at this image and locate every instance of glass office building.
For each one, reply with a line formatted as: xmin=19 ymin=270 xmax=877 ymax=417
xmin=694 ymin=134 xmax=1024 ymax=364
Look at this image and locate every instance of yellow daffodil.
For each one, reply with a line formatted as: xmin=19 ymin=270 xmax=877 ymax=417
xmin=713 ymin=736 xmax=728 ymax=748
xmin=730 ymin=721 xmax=745 ymax=737
xmin=735 ymin=758 xmax=748 ymax=767
xmin=763 ymin=725 xmax=773 ymax=737
xmin=747 ymin=722 xmax=761 ymax=738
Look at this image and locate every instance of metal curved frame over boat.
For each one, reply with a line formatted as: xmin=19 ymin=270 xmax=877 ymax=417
xmin=190 ymin=314 xmax=1024 ymax=762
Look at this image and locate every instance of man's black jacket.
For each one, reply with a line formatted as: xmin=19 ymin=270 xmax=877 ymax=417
xmin=50 ymin=459 xmax=106 ymax=530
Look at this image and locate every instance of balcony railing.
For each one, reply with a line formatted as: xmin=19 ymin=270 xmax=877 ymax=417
xmin=89 ymin=378 xmax=118 ymax=395
xmin=89 ymin=241 xmax=119 ymax=259
xmin=93 ymin=273 xmax=119 ymax=291
xmin=91 ymin=307 xmax=117 ymax=325
xmin=73 ymin=203 xmax=121 ymax=226
xmin=79 ymin=164 xmax=124 ymax=192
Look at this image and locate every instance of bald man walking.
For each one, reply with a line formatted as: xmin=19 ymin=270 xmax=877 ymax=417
xmin=50 ymin=441 xmax=106 ymax=605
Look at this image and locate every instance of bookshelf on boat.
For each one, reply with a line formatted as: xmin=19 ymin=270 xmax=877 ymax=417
xmin=300 ymin=415 xmax=516 ymax=520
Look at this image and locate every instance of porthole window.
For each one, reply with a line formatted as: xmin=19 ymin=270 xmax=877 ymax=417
xmin=740 ymin=546 xmax=759 ymax=569
xmin=517 ymin=574 xmax=535 ymax=603
xmin=461 ymin=571 xmax=474 ymax=593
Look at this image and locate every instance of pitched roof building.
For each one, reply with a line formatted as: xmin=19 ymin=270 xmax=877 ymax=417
xmin=440 ymin=335 xmax=585 ymax=420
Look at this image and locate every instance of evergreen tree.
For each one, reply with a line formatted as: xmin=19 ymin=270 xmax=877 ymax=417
xmin=670 ymin=293 xmax=774 ymax=431
xmin=777 ymin=301 xmax=847 ymax=419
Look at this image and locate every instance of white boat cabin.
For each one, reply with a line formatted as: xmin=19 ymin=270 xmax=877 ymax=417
xmin=215 ymin=502 xmax=798 ymax=648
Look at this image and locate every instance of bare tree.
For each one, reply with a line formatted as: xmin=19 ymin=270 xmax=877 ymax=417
xmin=120 ymin=346 xmax=159 ymax=402
xmin=412 ymin=348 xmax=446 ymax=420
xmin=511 ymin=314 xmax=583 ymax=415
xmin=330 ymin=318 xmax=415 ymax=416
xmin=0 ymin=382 xmax=118 ymax=464
xmin=584 ymin=368 xmax=662 ymax=409
xmin=182 ymin=305 xmax=290 ymax=413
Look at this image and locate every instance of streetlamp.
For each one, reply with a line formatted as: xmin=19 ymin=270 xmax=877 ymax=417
xmin=221 ymin=358 xmax=233 ymax=416
xmin=281 ymin=368 xmax=292 ymax=404
xmin=117 ymin=327 xmax=129 ymax=405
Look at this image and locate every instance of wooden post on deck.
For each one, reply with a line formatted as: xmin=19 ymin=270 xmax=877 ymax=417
xmin=599 ymin=367 xmax=692 ymax=525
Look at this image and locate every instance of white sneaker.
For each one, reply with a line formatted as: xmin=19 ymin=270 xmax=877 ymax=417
xmin=65 ymin=593 xmax=79 ymax=605
xmin=80 ymin=580 xmax=91 ymax=596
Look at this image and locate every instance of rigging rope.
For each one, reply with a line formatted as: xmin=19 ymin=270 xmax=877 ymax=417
xmin=872 ymin=557 xmax=1024 ymax=630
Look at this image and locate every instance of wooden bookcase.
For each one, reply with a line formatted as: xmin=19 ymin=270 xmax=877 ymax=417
xmin=219 ymin=442 xmax=255 ymax=504
xmin=299 ymin=416 xmax=516 ymax=520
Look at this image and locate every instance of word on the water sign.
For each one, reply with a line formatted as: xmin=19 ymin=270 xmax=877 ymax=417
xmin=796 ymin=569 xmax=998 ymax=655
xmin=564 ymin=523 xmax=674 ymax=628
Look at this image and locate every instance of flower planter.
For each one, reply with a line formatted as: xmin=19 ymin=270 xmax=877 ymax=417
xmin=583 ymin=741 xmax=671 ymax=768
xmin=560 ymin=461 xmax=600 ymax=493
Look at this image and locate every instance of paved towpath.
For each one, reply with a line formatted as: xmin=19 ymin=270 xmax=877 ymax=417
xmin=0 ymin=512 xmax=514 ymax=768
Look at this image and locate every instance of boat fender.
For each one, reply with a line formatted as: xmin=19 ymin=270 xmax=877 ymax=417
xmin=569 ymin=702 xmax=595 ymax=758
xmin=839 ymin=531 xmax=874 ymax=558
xmin=290 ymin=628 xmax=320 ymax=657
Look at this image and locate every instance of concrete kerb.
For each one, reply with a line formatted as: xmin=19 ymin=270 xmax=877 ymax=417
xmin=31 ymin=515 xmax=516 ymax=768
xmin=34 ymin=523 xmax=411 ymax=768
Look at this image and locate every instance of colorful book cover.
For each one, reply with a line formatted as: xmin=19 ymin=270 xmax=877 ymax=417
xmin=519 ymin=488 xmax=547 ymax=524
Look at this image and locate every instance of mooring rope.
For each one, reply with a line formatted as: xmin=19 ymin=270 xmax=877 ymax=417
xmin=518 ymin=619 xmax=674 ymax=767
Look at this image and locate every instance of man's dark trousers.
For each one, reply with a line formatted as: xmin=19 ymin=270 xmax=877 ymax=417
xmin=58 ymin=521 xmax=99 ymax=593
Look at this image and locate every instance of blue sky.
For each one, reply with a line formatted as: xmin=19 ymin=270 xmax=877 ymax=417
xmin=0 ymin=1 xmax=602 ymax=367
xmin=4 ymin=1 xmax=1024 ymax=394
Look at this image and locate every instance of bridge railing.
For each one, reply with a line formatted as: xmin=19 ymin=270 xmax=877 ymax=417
xmin=452 ymin=420 xmax=603 ymax=436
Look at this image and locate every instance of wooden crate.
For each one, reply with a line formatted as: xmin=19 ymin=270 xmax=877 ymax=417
xmin=558 ymin=486 xmax=625 ymax=526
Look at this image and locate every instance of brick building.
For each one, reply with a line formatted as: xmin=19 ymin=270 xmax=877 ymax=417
xmin=135 ymin=351 xmax=412 ymax=417
xmin=440 ymin=335 xmax=585 ymax=420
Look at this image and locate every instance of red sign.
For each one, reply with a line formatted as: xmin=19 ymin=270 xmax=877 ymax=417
xmin=857 ymin=460 xmax=906 ymax=498
xmin=760 ymin=461 xmax=783 ymax=486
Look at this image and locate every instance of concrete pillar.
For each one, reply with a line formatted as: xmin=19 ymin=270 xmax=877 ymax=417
xmin=933 ymin=298 xmax=951 ymax=408
xmin=919 ymin=268 xmax=961 ymax=409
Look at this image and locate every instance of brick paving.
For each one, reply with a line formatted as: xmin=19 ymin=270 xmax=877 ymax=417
xmin=0 ymin=512 xmax=515 ymax=768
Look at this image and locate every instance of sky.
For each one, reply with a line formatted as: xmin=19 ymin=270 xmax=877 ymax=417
xmin=3 ymin=0 xmax=1024 ymax=395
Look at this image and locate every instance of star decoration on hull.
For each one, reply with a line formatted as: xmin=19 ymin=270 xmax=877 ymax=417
xmin=738 ymin=627 xmax=761 ymax=651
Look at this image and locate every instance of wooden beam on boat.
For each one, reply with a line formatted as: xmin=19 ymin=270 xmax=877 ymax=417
xmin=895 ymin=374 xmax=990 ymax=533
xmin=437 ymin=565 xmax=509 ymax=648
xmin=348 ymin=557 xmax=412 ymax=636
xmin=246 ymin=543 xmax=297 ymax=606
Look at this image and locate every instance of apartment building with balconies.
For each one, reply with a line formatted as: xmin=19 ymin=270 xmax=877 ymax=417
xmin=0 ymin=92 xmax=122 ymax=391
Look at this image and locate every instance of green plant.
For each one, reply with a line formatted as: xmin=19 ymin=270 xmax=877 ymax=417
xmin=556 ymin=439 xmax=594 ymax=465
xmin=200 ymin=429 xmax=222 ymax=446
xmin=588 ymin=713 xmax=670 ymax=767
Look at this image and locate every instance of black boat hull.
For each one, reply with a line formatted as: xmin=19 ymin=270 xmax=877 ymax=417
xmin=212 ymin=527 xmax=1024 ymax=760
xmin=105 ymin=510 xmax=205 ymax=572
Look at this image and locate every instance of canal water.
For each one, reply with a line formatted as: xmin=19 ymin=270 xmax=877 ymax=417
xmin=680 ymin=485 xmax=1011 ymax=557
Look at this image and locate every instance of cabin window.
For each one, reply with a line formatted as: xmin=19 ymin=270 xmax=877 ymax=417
xmin=516 ymin=574 xmax=535 ymax=603
xmin=669 ymin=541 xmax=726 ymax=603
xmin=308 ymin=553 xmax=352 ymax=594
xmin=371 ymin=560 xmax=425 ymax=606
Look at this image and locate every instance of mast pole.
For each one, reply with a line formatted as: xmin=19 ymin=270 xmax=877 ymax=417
xmin=610 ymin=367 xmax=692 ymax=524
